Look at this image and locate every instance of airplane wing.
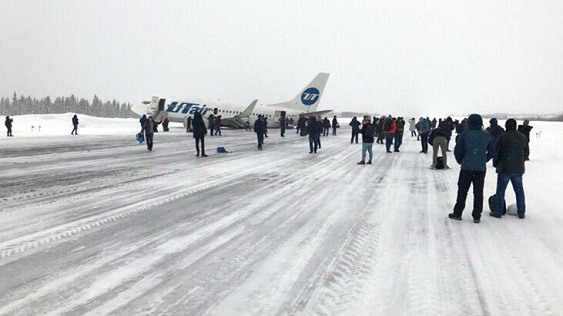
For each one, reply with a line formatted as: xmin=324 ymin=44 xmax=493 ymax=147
xmin=221 ymin=99 xmax=257 ymax=128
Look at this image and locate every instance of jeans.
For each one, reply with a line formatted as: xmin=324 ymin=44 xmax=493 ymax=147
xmin=495 ymin=173 xmax=526 ymax=216
xmin=453 ymin=170 xmax=486 ymax=219
xmin=420 ymin=132 xmax=429 ymax=152
xmin=309 ymin=134 xmax=318 ymax=153
xmin=361 ymin=143 xmax=373 ymax=162
xmin=385 ymin=134 xmax=394 ymax=152
xmin=394 ymin=134 xmax=403 ymax=151
xmin=145 ymin=133 xmax=154 ymax=150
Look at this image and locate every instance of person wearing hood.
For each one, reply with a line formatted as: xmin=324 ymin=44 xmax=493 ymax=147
xmin=5 ymin=116 xmax=13 ymax=137
xmin=485 ymin=118 xmax=504 ymax=144
xmin=139 ymin=114 xmax=147 ymax=128
xmin=349 ymin=117 xmax=361 ymax=144
xmin=192 ymin=111 xmax=208 ymax=157
xmin=518 ymin=119 xmax=533 ymax=160
xmin=449 ymin=114 xmax=495 ymax=223
xmin=490 ymin=118 xmax=529 ymax=219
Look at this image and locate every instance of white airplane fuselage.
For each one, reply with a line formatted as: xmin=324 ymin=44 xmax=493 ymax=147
xmin=132 ymin=73 xmax=331 ymax=129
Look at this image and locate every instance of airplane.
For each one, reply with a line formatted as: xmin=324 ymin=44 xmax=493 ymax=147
xmin=131 ymin=73 xmax=331 ymax=129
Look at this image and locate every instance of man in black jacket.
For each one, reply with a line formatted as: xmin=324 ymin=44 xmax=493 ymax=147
xmin=358 ymin=116 xmax=375 ymax=164
xmin=490 ymin=118 xmax=529 ymax=219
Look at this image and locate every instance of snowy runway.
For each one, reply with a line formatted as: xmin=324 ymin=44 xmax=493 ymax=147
xmin=1 ymin=117 xmax=562 ymax=315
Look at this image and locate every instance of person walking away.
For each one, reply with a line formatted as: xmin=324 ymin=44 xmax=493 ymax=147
xmin=279 ymin=114 xmax=286 ymax=137
xmin=349 ymin=117 xmax=360 ymax=144
xmin=322 ymin=117 xmax=330 ymax=136
xmin=358 ymin=116 xmax=375 ymax=164
xmin=382 ymin=115 xmax=396 ymax=153
xmin=307 ymin=116 xmax=320 ymax=153
xmin=394 ymin=117 xmax=405 ymax=152
xmin=71 ymin=114 xmax=79 ymax=135
xmin=408 ymin=118 xmax=417 ymax=137
xmin=517 ymin=120 xmax=533 ymax=160
xmin=332 ymin=115 xmax=339 ymax=135
xmin=141 ymin=115 xmax=158 ymax=151
xmin=139 ymin=114 xmax=147 ymax=128
xmin=429 ymin=122 xmax=449 ymax=169
xmin=254 ymin=115 xmax=266 ymax=149
xmin=490 ymin=118 xmax=529 ymax=219
xmin=418 ymin=117 xmax=431 ymax=153
xmin=192 ymin=112 xmax=208 ymax=157
xmin=376 ymin=116 xmax=385 ymax=144
xmin=485 ymin=118 xmax=504 ymax=144
xmin=449 ymin=114 xmax=495 ymax=223
xmin=264 ymin=117 xmax=268 ymax=137
xmin=5 ymin=116 xmax=13 ymax=137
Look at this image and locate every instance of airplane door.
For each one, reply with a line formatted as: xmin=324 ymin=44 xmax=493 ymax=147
xmin=158 ymin=98 xmax=166 ymax=111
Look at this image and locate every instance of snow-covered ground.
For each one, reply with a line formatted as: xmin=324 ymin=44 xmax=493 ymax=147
xmin=1 ymin=114 xmax=561 ymax=315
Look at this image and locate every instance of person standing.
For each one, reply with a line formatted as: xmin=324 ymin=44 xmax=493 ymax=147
xmin=408 ymin=118 xmax=417 ymax=137
xmin=71 ymin=114 xmax=79 ymax=135
xmin=418 ymin=117 xmax=431 ymax=153
xmin=141 ymin=115 xmax=158 ymax=151
xmin=485 ymin=118 xmax=504 ymax=144
xmin=208 ymin=114 xmax=215 ymax=136
xmin=332 ymin=115 xmax=339 ymax=135
xmin=192 ymin=111 xmax=208 ymax=157
xmin=490 ymin=118 xmax=529 ymax=219
xmin=322 ymin=117 xmax=330 ymax=136
xmin=382 ymin=115 xmax=396 ymax=153
xmin=139 ymin=114 xmax=147 ymax=128
xmin=279 ymin=114 xmax=286 ymax=137
xmin=307 ymin=116 xmax=320 ymax=153
xmin=349 ymin=116 xmax=360 ymax=144
xmin=357 ymin=116 xmax=375 ymax=164
xmin=5 ymin=116 xmax=13 ymax=137
xmin=394 ymin=117 xmax=405 ymax=152
xmin=449 ymin=114 xmax=495 ymax=223
xmin=214 ymin=115 xmax=222 ymax=136
xmin=518 ymin=119 xmax=533 ymax=160
xmin=254 ymin=115 xmax=266 ymax=150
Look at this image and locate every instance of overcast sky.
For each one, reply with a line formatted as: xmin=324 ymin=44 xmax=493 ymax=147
xmin=1 ymin=0 xmax=562 ymax=117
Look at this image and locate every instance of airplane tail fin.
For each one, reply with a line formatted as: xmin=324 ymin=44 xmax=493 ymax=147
xmin=268 ymin=73 xmax=330 ymax=113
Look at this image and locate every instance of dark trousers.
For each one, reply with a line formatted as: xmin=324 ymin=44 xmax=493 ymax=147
xmin=257 ymin=132 xmax=264 ymax=147
xmin=420 ymin=132 xmax=429 ymax=152
xmin=453 ymin=170 xmax=486 ymax=219
xmin=309 ymin=134 xmax=318 ymax=153
xmin=145 ymin=133 xmax=154 ymax=151
xmin=281 ymin=126 xmax=285 ymax=137
xmin=351 ymin=131 xmax=359 ymax=143
xmin=195 ymin=136 xmax=205 ymax=155
xmin=71 ymin=124 xmax=78 ymax=135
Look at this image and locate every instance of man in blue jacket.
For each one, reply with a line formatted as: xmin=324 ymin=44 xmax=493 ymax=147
xmin=449 ymin=114 xmax=496 ymax=223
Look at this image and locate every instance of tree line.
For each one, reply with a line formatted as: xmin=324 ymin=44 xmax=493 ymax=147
xmin=0 ymin=92 xmax=137 ymax=118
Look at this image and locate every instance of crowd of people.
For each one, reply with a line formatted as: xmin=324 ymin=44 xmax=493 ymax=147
xmin=4 ymin=111 xmax=534 ymax=221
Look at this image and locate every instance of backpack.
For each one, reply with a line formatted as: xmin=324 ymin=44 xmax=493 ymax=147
xmin=383 ymin=119 xmax=392 ymax=132
xmin=488 ymin=194 xmax=507 ymax=215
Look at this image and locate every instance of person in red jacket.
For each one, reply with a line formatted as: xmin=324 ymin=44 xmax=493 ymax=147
xmin=382 ymin=115 xmax=396 ymax=153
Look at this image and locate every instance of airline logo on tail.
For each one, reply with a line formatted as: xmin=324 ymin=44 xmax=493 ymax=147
xmin=301 ymin=88 xmax=320 ymax=106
